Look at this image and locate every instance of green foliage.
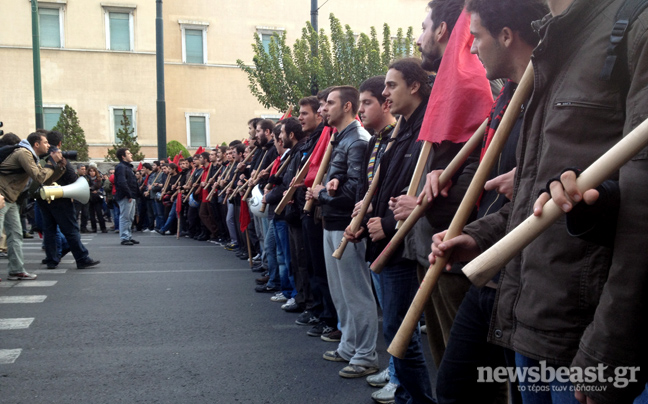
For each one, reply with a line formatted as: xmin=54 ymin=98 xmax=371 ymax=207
xmin=166 ymin=140 xmax=189 ymax=159
xmin=237 ymin=14 xmax=419 ymax=112
xmin=221 ymin=141 xmax=228 ymax=147
xmin=52 ymin=104 xmax=90 ymax=161
xmin=105 ymin=110 xmax=145 ymax=162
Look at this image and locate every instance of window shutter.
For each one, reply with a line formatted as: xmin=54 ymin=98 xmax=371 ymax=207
xmin=39 ymin=8 xmax=60 ymax=48
xmin=185 ymin=29 xmax=204 ymax=63
xmin=110 ymin=12 xmax=130 ymax=50
xmin=189 ymin=116 xmax=206 ymax=146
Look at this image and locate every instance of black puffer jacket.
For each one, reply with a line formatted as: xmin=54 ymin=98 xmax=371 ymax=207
xmin=114 ymin=160 xmax=138 ymax=201
xmin=318 ymin=120 xmax=370 ymax=230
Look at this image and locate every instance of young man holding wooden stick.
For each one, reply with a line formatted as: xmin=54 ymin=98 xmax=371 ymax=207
xmin=431 ymin=0 xmax=648 ymax=402
xmin=306 ymin=86 xmax=376 ymax=378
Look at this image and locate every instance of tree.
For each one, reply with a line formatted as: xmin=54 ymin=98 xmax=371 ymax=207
xmin=52 ymin=104 xmax=90 ymax=161
xmin=237 ymin=14 xmax=420 ymax=112
xmin=105 ymin=110 xmax=145 ymax=162
xmin=166 ymin=140 xmax=189 ymax=159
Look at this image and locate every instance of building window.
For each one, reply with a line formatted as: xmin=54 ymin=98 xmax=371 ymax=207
xmin=39 ymin=7 xmax=64 ymax=48
xmin=261 ymin=34 xmax=272 ymax=53
xmin=186 ymin=113 xmax=209 ymax=147
xmin=104 ymin=6 xmax=135 ymax=51
xmin=110 ymin=106 xmax=137 ymax=142
xmin=256 ymin=27 xmax=285 ymax=53
xmin=180 ymin=22 xmax=208 ymax=64
xmin=43 ymin=106 xmax=63 ymax=130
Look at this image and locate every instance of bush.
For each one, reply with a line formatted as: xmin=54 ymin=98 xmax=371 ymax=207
xmin=166 ymin=140 xmax=190 ymax=159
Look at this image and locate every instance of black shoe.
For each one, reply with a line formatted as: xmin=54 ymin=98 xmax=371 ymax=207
xmin=255 ymin=284 xmax=279 ymax=293
xmin=239 ymin=254 xmax=249 ymax=261
xmin=251 ymin=264 xmax=265 ymax=273
xmin=101 ymin=229 xmax=108 ymax=233
xmin=129 ymin=239 xmax=140 ymax=244
xmin=156 ymin=229 xmax=165 ymax=235
xmin=296 ymin=310 xmax=319 ymax=326
xmin=77 ymin=259 xmax=100 ymax=269
xmin=307 ymin=321 xmax=328 ymax=337
xmin=47 ymin=263 xmax=58 ymax=269
xmin=121 ymin=240 xmax=134 ymax=246
xmin=255 ymin=275 xmax=270 ymax=285
xmin=80 ymin=228 xmax=89 ymax=233
xmin=60 ymin=248 xmax=71 ymax=259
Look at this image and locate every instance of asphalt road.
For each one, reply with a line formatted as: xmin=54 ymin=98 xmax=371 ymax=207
xmin=0 ymin=230 xmax=435 ymax=404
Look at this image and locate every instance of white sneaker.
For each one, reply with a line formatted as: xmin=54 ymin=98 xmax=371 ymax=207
xmin=164 ymin=230 xmax=172 ymax=235
xmin=281 ymin=298 xmax=296 ymax=310
xmin=142 ymin=229 xmax=150 ymax=233
xmin=252 ymin=253 xmax=262 ymax=261
xmin=270 ymin=292 xmax=288 ymax=303
xmin=371 ymin=382 xmax=398 ymax=404
xmin=366 ymin=367 xmax=390 ymax=387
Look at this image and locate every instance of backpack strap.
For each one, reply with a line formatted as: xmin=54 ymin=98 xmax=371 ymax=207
xmin=600 ymin=0 xmax=648 ymax=80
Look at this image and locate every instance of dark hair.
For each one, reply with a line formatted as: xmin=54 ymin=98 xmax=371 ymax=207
xmin=428 ymin=0 xmax=465 ymax=35
xmin=219 ymin=145 xmax=228 ymax=154
xmin=317 ymin=87 xmax=334 ymax=102
xmin=359 ymin=76 xmax=387 ymax=105
xmin=282 ymin=117 xmax=305 ymax=141
xmin=27 ymin=132 xmax=46 ymax=148
xmin=247 ymin=117 xmax=262 ymax=129
xmin=47 ymin=130 xmax=64 ymax=148
xmin=116 ymin=148 xmax=128 ymax=161
xmin=234 ymin=144 xmax=246 ymax=155
xmin=299 ymin=96 xmax=320 ymax=114
xmin=272 ymin=123 xmax=283 ymax=138
xmin=0 ymin=133 xmax=21 ymax=146
xmin=168 ymin=163 xmax=178 ymax=172
xmin=466 ymin=0 xmax=547 ymax=46
xmin=257 ymin=119 xmax=275 ymax=133
xmin=142 ymin=162 xmax=152 ymax=170
xmin=229 ymin=140 xmax=242 ymax=147
xmin=201 ymin=151 xmax=210 ymax=160
xmin=330 ymin=86 xmax=360 ymax=115
xmin=388 ymin=58 xmax=432 ymax=100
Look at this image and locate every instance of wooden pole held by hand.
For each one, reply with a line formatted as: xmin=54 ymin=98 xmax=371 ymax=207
xmin=304 ymin=134 xmax=336 ymax=213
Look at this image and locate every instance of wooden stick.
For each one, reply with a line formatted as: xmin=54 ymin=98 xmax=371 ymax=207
xmin=369 ymin=117 xmax=488 ymax=274
xmin=274 ymin=154 xmax=312 ymax=215
xmin=304 ymin=134 xmax=336 ymax=213
xmin=387 ymin=63 xmax=534 ymax=359
xmin=241 ymin=151 xmax=271 ymax=201
xmin=395 ymin=141 xmax=434 ymax=230
xmin=220 ymin=147 xmax=258 ymax=198
xmin=260 ymin=155 xmax=293 ymax=213
xmin=246 ymin=229 xmax=253 ymax=268
xmin=332 ymin=117 xmax=403 ymax=259
xmin=463 ymin=114 xmax=648 ymax=287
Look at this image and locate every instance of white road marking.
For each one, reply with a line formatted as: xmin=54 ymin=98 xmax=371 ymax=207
xmin=14 ymin=281 xmax=58 ymax=287
xmin=33 ymin=269 xmax=68 ymax=274
xmin=23 ymin=260 xmax=74 ymax=264
xmin=0 ymin=318 xmax=34 ymax=330
xmin=0 ymin=349 xmax=22 ymax=364
xmin=80 ymin=268 xmax=241 ymax=275
xmin=0 ymin=296 xmax=47 ymax=303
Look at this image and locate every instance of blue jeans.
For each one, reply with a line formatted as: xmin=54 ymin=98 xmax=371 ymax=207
xmin=113 ymin=203 xmax=120 ymax=230
xmin=274 ymin=220 xmax=294 ymax=298
xmin=264 ymin=221 xmax=279 ymax=289
xmin=154 ymin=200 xmax=165 ymax=229
xmin=381 ymin=261 xmax=434 ymax=404
xmin=515 ymin=353 xmax=579 ymax=404
xmin=117 ymin=198 xmax=136 ymax=241
xmin=160 ymin=200 xmax=178 ymax=233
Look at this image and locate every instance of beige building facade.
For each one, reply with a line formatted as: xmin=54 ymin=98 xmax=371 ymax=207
xmin=0 ymin=0 xmax=426 ymax=159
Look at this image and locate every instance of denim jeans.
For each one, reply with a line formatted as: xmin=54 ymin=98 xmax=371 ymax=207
xmin=113 ymin=203 xmax=120 ymax=230
xmin=0 ymin=201 xmax=25 ymax=274
xmin=154 ymin=200 xmax=165 ymax=229
xmin=274 ymin=220 xmax=295 ymax=298
xmin=381 ymin=261 xmax=434 ymax=404
xmin=437 ymin=285 xmax=518 ymax=404
xmin=372 ymin=270 xmax=400 ymax=387
xmin=515 ymin=353 xmax=579 ymax=404
xmin=160 ymin=200 xmax=178 ymax=233
xmin=264 ymin=220 xmax=279 ymax=289
xmin=117 ymin=198 xmax=136 ymax=241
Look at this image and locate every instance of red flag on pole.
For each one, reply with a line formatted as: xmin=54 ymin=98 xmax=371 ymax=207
xmin=194 ymin=146 xmax=204 ymax=156
xmin=240 ymin=200 xmax=251 ymax=233
xmin=137 ymin=162 xmax=143 ymax=171
xmin=418 ymin=11 xmax=493 ymax=144
xmin=304 ymin=126 xmax=333 ymax=187
xmin=176 ymin=192 xmax=182 ymax=215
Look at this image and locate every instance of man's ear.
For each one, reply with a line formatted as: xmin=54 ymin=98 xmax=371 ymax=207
xmin=435 ymin=21 xmax=448 ymax=43
xmin=499 ymin=27 xmax=514 ymax=48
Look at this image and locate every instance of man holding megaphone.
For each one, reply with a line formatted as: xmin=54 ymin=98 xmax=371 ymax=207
xmin=37 ymin=130 xmax=100 ymax=270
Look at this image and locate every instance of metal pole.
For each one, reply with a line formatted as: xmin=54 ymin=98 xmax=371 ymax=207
xmin=155 ymin=0 xmax=167 ymax=160
xmin=310 ymin=0 xmax=319 ymax=95
xmin=30 ymin=0 xmax=44 ymax=129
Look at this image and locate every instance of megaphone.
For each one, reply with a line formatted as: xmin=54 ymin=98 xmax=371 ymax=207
xmin=248 ymin=184 xmax=267 ymax=218
xmin=40 ymin=177 xmax=90 ymax=204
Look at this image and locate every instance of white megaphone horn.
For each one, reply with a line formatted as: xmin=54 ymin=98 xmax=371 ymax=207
xmin=40 ymin=177 xmax=90 ymax=204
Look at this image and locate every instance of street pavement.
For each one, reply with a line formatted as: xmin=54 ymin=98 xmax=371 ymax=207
xmin=0 ymin=230 xmax=435 ymax=403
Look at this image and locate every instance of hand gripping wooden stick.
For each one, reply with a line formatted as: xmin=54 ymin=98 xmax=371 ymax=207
xmin=304 ymin=134 xmax=336 ymax=213
xmin=369 ymin=117 xmax=488 ymax=274
xmin=274 ymin=154 xmax=312 ymax=215
xmin=387 ymin=64 xmax=534 ymax=359
xmin=395 ymin=141 xmax=434 ymax=230
xmin=463 ymin=114 xmax=648 ymax=287
xmin=332 ymin=117 xmax=403 ymax=259
xmin=260 ymin=155 xmax=292 ymax=213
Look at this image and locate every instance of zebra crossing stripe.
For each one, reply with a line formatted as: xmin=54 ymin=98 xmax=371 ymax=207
xmin=0 ymin=349 xmax=22 ymax=364
xmin=14 ymin=281 xmax=58 ymax=287
xmin=0 ymin=296 xmax=47 ymax=303
xmin=33 ymin=269 xmax=68 ymax=274
xmin=0 ymin=318 xmax=34 ymax=330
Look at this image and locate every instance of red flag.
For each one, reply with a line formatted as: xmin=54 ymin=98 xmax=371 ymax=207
xmin=240 ymin=200 xmax=251 ymax=233
xmin=304 ymin=126 xmax=333 ymax=187
xmin=173 ymin=154 xmax=180 ymax=165
xmin=269 ymin=156 xmax=281 ymax=176
xmin=137 ymin=162 xmax=143 ymax=170
xmin=243 ymin=139 xmax=250 ymax=146
xmin=194 ymin=146 xmax=204 ymax=156
xmin=176 ymin=191 xmax=182 ymax=215
xmin=280 ymin=109 xmax=292 ymax=120
xmin=168 ymin=157 xmax=172 ymax=163
xmin=418 ymin=11 xmax=493 ymax=144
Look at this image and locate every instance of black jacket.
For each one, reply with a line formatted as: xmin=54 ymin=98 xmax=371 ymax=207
xmin=318 ymin=120 xmax=370 ymax=230
xmin=114 ymin=160 xmax=138 ymax=201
